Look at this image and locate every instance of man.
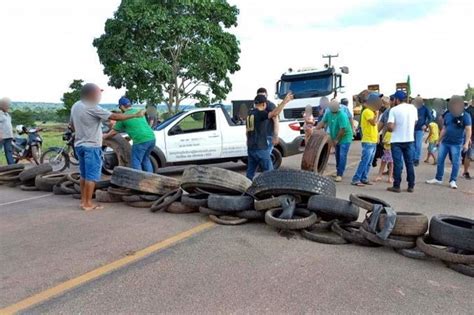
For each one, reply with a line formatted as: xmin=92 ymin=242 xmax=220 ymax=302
xmin=413 ymin=95 xmax=433 ymax=166
xmin=462 ymin=99 xmax=473 ymax=179
xmin=322 ymin=98 xmax=354 ymax=129
xmin=256 ymin=87 xmax=279 ymax=146
xmin=386 ymin=90 xmax=418 ymax=193
xmin=351 ymin=93 xmax=381 ymax=186
xmin=246 ymin=92 xmax=293 ymax=179
xmin=104 ymin=97 xmax=156 ymax=172
xmin=145 ymin=104 xmax=159 ymax=128
xmin=315 ymin=96 xmax=329 ymax=122
xmin=316 ymin=100 xmax=353 ymax=182
xmin=426 ymin=96 xmax=472 ymax=189
xmin=0 ymin=97 xmax=14 ymax=165
xmin=70 ymin=84 xmax=145 ymax=211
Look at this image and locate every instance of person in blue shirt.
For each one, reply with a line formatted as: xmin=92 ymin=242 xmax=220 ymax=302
xmin=413 ymin=96 xmax=433 ymax=166
xmin=426 ymin=96 xmax=472 ymax=189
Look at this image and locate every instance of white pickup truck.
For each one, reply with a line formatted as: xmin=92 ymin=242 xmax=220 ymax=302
xmin=146 ymin=106 xmax=304 ymax=171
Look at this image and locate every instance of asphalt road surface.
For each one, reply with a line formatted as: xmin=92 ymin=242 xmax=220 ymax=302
xmin=1 ymin=144 xmax=473 ymax=314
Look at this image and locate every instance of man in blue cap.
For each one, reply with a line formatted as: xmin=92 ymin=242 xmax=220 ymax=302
xmin=104 ymin=97 xmax=156 ymax=172
xmin=386 ymin=90 xmax=418 ymax=193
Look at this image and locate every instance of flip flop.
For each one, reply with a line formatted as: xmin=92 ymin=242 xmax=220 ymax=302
xmin=81 ymin=204 xmax=104 ymax=211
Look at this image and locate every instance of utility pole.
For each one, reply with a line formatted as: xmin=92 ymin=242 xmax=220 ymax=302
xmin=322 ymin=53 xmax=339 ymax=67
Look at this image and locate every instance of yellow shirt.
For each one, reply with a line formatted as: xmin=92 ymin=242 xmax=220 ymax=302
xmin=428 ymin=122 xmax=439 ymax=143
xmin=383 ymin=131 xmax=392 ymax=150
xmin=361 ymin=109 xmax=378 ymax=143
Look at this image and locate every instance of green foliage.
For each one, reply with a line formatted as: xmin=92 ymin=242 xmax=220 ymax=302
xmin=93 ymin=0 xmax=240 ymax=113
xmin=58 ymin=79 xmax=84 ymax=119
xmin=11 ymin=108 xmax=35 ymax=126
xmin=464 ymin=84 xmax=474 ymax=102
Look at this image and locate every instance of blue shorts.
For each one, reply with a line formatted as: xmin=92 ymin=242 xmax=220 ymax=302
xmin=75 ymin=146 xmax=102 ymax=182
xmin=428 ymin=143 xmax=437 ymax=154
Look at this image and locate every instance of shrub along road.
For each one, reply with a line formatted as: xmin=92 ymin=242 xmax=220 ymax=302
xmin=0 ymin=144 xmax=473 ymax=314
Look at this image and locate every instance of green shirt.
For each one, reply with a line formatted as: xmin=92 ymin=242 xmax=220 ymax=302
xmin=322 ymin=110 xmax=353 ymax=144
xmin=113 ymin=108 xmax=155 ymax=144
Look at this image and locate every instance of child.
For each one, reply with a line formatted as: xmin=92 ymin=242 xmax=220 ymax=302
xmin=375 ymin=130 xmax=393 ymax=183
xmin=424 ymin=121 xmax=439 ymax=164
xmin=303 ymin=104 xmax=315 ymax=143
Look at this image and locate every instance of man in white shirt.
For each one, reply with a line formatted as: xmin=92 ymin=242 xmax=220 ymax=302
xmin=0 ymin=97 xmax=14 ymax=165
xmin=386 ymin=90 xmax=418 ymax=193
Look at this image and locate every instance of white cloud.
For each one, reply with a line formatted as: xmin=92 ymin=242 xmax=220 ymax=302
xmin=0 ymin=0 xmax=472 ymax=104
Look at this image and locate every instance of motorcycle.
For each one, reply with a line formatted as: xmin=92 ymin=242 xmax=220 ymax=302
xmin=12 ymin=125 xmax=43 ymax=164
xmin=41 ymin=127 xmax=79 ymax=172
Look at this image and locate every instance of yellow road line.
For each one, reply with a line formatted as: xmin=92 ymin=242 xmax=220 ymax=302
xmin=0 ymin=221 xmax=216 ymax=315
xmin=0 ymin=194 xmax=53 ymax=207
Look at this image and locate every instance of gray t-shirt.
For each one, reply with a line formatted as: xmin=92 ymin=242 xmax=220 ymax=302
xmin=70 ymin=100 xmax=111 ymax=147
xmin=0 ymin=111 xmax=13 ymax=139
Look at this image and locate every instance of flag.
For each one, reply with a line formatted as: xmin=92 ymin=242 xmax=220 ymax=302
xmin=406 ymin=75 xmax=411 ymax=97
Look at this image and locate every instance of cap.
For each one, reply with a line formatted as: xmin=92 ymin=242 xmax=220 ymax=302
xmin=254 ymin=94 xmax=267 ymax=104
xmin=367 ymin=92 xmax=383 ymax=104
xmin=390 ymin=90 xmax=407 ymax=101
xmin=118 ymin=97 xmax=131 ymax=107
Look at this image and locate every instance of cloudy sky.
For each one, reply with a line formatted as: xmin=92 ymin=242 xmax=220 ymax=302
xmin=0 ymin=0 xmax=472 ymax=104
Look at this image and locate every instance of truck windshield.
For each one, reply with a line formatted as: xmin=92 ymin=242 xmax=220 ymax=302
xmin=154 ymin=112 xmax=185 ymax=131
xmin=278 ymin=75 xmax=333 ymax=99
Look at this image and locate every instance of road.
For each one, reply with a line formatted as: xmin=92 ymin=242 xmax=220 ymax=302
xmin=0 ymin=144 xmax=473 ymax=314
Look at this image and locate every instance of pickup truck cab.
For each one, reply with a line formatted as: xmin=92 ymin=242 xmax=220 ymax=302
xmin=149 ymin=106 xmax=303 ymax=170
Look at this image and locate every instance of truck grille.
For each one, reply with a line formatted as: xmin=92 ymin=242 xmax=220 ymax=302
xmin=284 ymin=107 xmax=320 ymax=119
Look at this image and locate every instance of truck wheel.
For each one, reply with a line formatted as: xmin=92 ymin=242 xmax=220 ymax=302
xmin=271 ymin=148 xmax=283 ymax=169
xmin=301 ymin=130 xmax=330 ymax=175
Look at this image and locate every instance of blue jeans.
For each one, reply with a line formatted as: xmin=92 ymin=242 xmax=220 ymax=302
xmin=0 ymin=138 xmax=15 ymax=165
xmin=335 ymin=142 xmax=351 ymax=176
xmin=131 ymin=139 xmax=155 ymax=172
xmin=414 ymin=130 xmax=424 ymax=162
xmin=246 ymin=148 xmax=273 ymax=179
xmin=352 ymin=143 xmax=376 ymax=183
xmin=76 ymin=146 xmax=102 ymax=182
xmin=436 ymin=142 xmax=462 ymax=182
xmin=391 ymin=142 xmax=415 ymax=189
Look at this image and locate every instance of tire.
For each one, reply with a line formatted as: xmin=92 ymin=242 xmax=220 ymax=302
xmin=121 ymin=195 xmax=142 ymax=202
xmin=254 ymin=195 xmax=301 ymax=211
xmin=20 ymin=184 xmax=39 ymax=191
xmin=208 ymin=215 xmax=248 ymax=225
xmin=19 ymin=164 xmax=52 ymax=183
xmin=359 ymin=224 xmax=416 ymax=249
xmin=35 ymin=173 xmax=67 ymax=192
xmin=248 ymin=170 xmax=336 ymax=199
xmin=111 ymin=166 xmax=180 ymax=195
xmin=107 ymin=186 xmax=134 ymax=196
xmin=101 ymin=135 xmax=132 ymax=175
xmin=74 ymin=183 xmax=81 ymax=193
xmin=394 ymin=248 xmax=433 ymax=260
xmin=126 ymin=200 xmax=154 ymax=208
xmin=181 ymin=165 xmax=252 ymax=195
xmin=150 ymin=189 xmax=183 ymax=212
xmin=331 ymin=221 xmax=379 ymax=247
xmin=271 ymin=148 xmax=283 ymax=169
xmin=199 ymin=206 xmax=227 ymax=216
xmin=181 ymin=193 xmax=209 ymax=208
xmin=60 ymin=181 xmax=76 ymax=194
xmin=40 ymin=148 xmax=70 ymax=172
xmin=265 ymin=208 xmax=317 ymax=230
xmin=0 ymin=164 xmax=24 ymax=172
xmin=207 ymin=194 xmax=254 ymax=212
xmin=302 ymin=226 xmax=349 ymax=245
xmin=53 ymin=184 xmax=68 ymax=195
xmin=67 ymin=172 xmax=80 ymax=184
xmin=416 ymin=235 xmax=474 ymax=264
xmin=139 ymin=194 xmax=160 ymax=201
xmin=95 ymin=190 xmax=123 ymax=203
xmin=301 ymin=130 xmax=330 ymax=175
xmin=308 ymin=195 xmax=359 ymax=222
xmin=349 ymin=194 xmax=391 ymax=212
xmin=0 ymin=169 xmax=23 ymax=181
xmin=378 ymin=212 xmax=428 ymax=237
xmin=235 ymin=210 xmax=265 ymax=220
xmin=429 ymin=215 xmax=474 ymax=252
xmin=165 ymin=202 xmax=198 ymax=214
xmin=445 ymin=263 xmax=474 ymax=277
xmin=31 ymin=145 xmax=41 ymax=165
xmin=95 ymin=179 xmax=111 ymax=190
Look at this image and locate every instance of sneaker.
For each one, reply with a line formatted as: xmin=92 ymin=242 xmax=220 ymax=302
xmin=463 ymin=172 xmax=471 ymax=180
xmin=387 ymin=187 xmax=401 ymax=193
xmin=407 ymin=187 xmax=414 ymax=193
xmin=331 ymin=174 xmax=338 ymax=178
xmin=426 ymin=179 xmax=442 ymax=185
xmin=335 ymin=176 xmax=342 ymax=182
xmin=449 ymin=181 xmax=458 ymax=189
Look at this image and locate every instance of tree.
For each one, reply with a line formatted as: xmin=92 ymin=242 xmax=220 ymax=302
xmin=464 ymin=84 xmax=474 ymax=102
xmin=11 ymin=109 xmax=35 ymax=127
xmin=58 ymin=79 xmax=84 ymax=119
xmin=93 ymin=0 xmax=240 ymax=113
